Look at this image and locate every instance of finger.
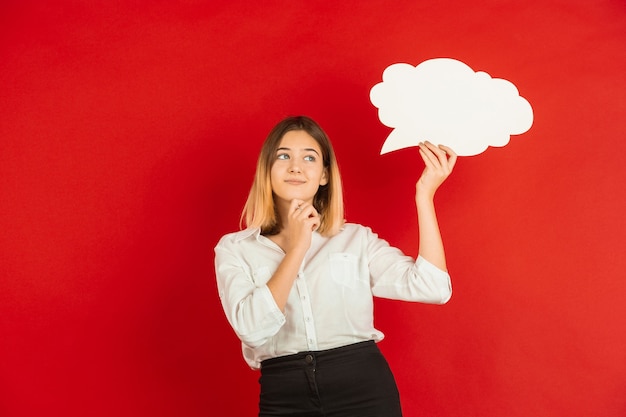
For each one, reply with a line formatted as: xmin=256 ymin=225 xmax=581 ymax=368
xmin=305 ymin=213 xmax=321 ymax=231
xmin=437 ymin=144 xmax=458 ymax=171
xmin=445 ymin=153 xmax=458 ymax=172
xmin=438 ymin=144 xmax=456 ymax=156
xmin=418 ymin=143 xmax=438 ymax=169
xmin=290 ymin=199 xmax=305 ymax=215
xmin=424 ymin=141 xmax=449 ymax=166
xmin=290 ymin=203 xmax=317 ymax=223
xmin=424 ymin=141 xmax=457 ymax=174
xmin=299 ymin=204 xmax=318 ymax=219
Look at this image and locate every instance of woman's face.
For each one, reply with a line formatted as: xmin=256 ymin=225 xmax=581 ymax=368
xmin=270 ymin=129 xmax=328 ymax=209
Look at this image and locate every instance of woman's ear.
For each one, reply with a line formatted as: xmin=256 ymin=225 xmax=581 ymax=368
xmin=319 ymin=168 xmax=329 ymax=186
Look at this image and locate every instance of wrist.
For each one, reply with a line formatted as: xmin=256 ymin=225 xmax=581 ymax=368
xmin=285 ymin=242 xmax=309 ymax=258
xmin=415 ymin=190 xmax=435 ymax=206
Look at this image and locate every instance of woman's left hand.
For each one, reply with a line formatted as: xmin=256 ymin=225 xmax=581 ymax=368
xmin=416 ymin=141 xmax=457 ymax=200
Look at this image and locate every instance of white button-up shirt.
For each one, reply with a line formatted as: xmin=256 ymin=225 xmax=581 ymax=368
xmin=214 ymin=223 xmax=451 ymax=369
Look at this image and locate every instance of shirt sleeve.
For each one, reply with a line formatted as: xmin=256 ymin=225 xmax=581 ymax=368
xmin=364 ymin=227 xmax=452 ymax=304
xmin=214 ymin=239 xmax=286 ymax=348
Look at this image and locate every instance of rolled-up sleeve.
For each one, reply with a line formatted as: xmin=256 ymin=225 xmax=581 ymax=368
xmin=365 ymin=227 xmax=452 ymax=304
xmin=215 ymin=239 xmax=286 ymax=348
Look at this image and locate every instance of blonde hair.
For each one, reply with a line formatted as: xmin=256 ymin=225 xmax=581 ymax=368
xmin=241 ymin=116 xmax=344 ymax=236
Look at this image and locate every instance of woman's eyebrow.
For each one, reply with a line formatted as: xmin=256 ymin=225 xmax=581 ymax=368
xmin=304 ymin=148 xmax=320 ymax=155
xmin=276 ymin=147 xmax=320 ymax=155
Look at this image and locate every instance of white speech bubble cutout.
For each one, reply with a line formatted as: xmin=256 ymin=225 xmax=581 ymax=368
xmin=370 ymin=58 xmax=533 ymax=156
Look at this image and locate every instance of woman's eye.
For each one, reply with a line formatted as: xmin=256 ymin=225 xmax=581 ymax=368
xmin=277 ymin=153 xmax=289 ymax=160
xmin=304 ymin=155 xmax=316 ymax=162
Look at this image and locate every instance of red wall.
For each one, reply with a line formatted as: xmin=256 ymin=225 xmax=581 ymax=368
xmin=1 ymin=1 xmax=625 ymax=416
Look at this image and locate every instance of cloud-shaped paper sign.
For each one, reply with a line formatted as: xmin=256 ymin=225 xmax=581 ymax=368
xmin=370 ymin=58 xmax=533 ymax=156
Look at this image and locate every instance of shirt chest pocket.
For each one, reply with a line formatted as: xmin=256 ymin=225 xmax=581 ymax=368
xmin=329 ymin=252 xmax=361 ymax=289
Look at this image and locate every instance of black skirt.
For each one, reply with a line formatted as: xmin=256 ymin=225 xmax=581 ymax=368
xmin=259 ymin=340 xmax=403 ymax=417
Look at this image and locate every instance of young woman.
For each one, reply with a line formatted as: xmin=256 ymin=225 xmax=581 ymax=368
xmin=215 ymin=115 xmax=456 ymax=417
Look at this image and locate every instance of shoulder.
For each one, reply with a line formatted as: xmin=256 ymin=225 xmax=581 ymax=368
xmin=215 ymin=228 xmax=259 ymax=251
xmin=335 ymin=223 xmax=377 ymax=239
xmin=339 ymin=223 xmax=367 ymax=233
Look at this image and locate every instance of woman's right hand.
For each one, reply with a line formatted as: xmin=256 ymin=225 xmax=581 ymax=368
xmin=282 ymin=199 xmax=320 ymax=255
xmin=265 ymin=199 xmax=319 ymax=311
xmin=416 ymin=141 xmax=457 ymax=201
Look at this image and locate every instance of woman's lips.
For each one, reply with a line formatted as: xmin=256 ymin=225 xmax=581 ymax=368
xmin=285 ymin=179 xmax=306 ymax=185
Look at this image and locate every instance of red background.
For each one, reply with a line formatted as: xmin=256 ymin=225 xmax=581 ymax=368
xmin=1 ymin=1 xmax=625 ymax=416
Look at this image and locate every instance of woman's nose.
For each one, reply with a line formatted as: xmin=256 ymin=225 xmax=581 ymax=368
xmin=288 ymin=162 xmax=301 ymax=173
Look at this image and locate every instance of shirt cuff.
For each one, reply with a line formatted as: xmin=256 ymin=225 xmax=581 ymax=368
xmin=416 ymin=254 xmax=448 ymax=275
xmin=257 ymin=285 xmax=286 ymax=326
xmin=416 ymin=255 xmax=452 ymax=303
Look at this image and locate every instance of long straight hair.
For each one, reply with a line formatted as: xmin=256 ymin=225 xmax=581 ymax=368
xmin=241 ymin=116 xmax=344 ymax=236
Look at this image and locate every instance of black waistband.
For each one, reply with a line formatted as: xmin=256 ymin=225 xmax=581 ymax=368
xmin=261 ymin=340 xmax=376 ymax=368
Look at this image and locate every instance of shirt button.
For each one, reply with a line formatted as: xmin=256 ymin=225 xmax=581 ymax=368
xmin=305 ymin=354 xmax=314 ymax=364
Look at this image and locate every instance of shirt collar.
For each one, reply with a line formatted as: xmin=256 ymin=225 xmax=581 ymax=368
xmin=234 ymin=227 xmax=261 ymax=242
